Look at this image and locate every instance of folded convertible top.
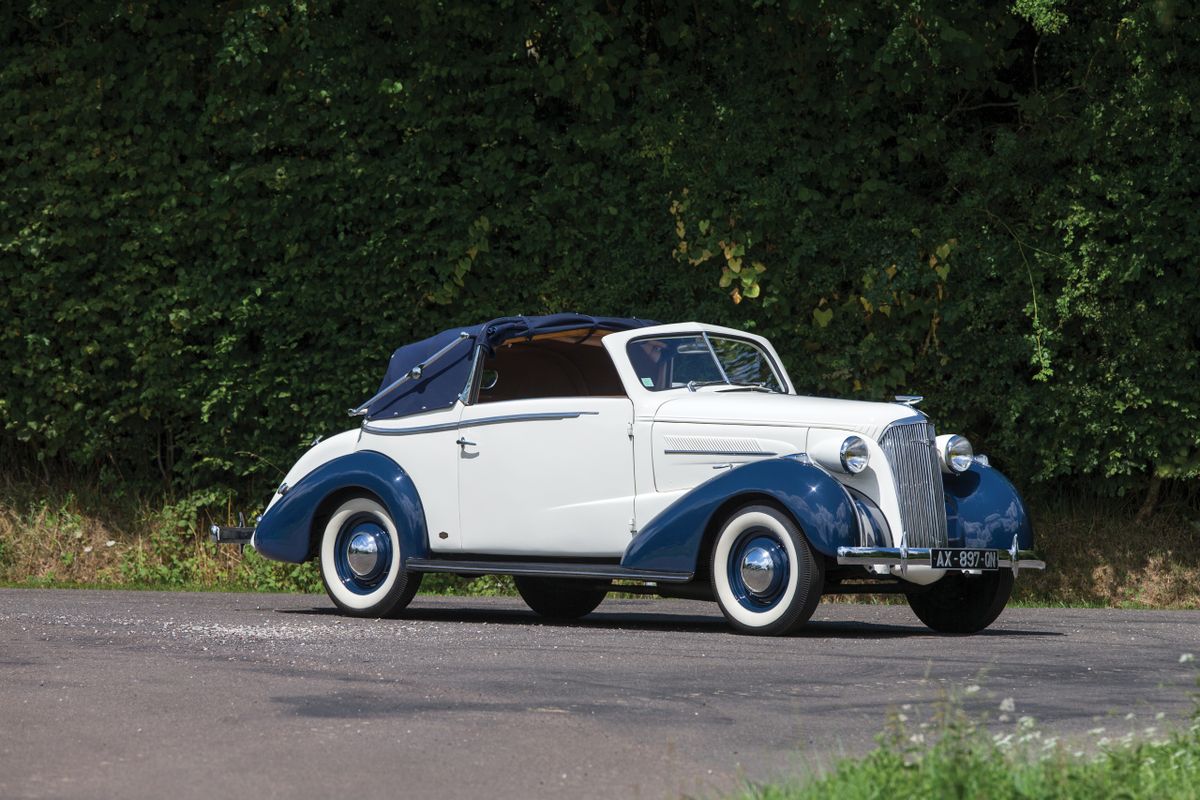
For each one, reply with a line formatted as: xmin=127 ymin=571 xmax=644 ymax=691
xmin=360 ymin=314 xmax=658 ymax=421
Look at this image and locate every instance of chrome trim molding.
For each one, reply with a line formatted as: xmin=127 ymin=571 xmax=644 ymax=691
xmin=362 ymin=410 xmax=599 ymax=437
xmin=362 ymin=419 xmax=461 ymax=436
xmin=663 ymin=449 xmax=779 ymax=457
xmin=887 ymin=413 xmax=931 ymax=427
xmin=700 ymin=330 xmax=731 ymax=384
xmin=836 ymin=546 xmax=1046 ymax=573
xmin=405 ymin=557 xmax=693 ymax=583
xmin=459 ymin=344 xmax=486 ymax=405
xmin=662 ymin=434 xmax=771 ymax=456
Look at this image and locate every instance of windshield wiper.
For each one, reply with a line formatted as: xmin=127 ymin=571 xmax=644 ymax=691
xmin=717 ymin=382 xmax=780 ymax=394
xmin=686 ymin=379 xmax=728 ymax=392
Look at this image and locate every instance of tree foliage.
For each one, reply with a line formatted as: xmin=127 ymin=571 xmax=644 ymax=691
xmin=1 ymin=1 xmax=1196 ymax=501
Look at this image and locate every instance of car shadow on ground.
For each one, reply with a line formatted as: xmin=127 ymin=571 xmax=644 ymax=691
xmin=276 ymin=603 xmax=1059 ymax=639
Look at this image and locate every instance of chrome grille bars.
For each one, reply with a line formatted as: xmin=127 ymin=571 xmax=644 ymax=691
xmin=879 ymin=421 xmax=948 ymax=548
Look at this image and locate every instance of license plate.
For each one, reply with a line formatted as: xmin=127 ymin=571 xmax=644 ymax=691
xmin=930 ymin=548 xmax=999 ymax=570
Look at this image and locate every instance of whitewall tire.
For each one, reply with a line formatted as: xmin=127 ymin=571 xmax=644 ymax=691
xmin=710 ymin=504 xmax=823 ymax=635
xmin=319 ymin=496 xmax=421 ymax=618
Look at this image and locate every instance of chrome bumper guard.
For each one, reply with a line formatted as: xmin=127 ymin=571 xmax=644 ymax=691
xmin=837 ymin=536 xmax=1045 ymax=578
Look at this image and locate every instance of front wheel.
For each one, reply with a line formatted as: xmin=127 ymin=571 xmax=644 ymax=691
xmin=906 ymin=570 xmax=1014 ymax=633
xmin=710 ymin=504 xmax=823 ymax=635
xmin=514 ymin=576 xmax=609 ymax=620
xmin=319 ymin=496 xmax=422 ymax=618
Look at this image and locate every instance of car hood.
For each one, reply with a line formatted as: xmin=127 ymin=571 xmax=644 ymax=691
xmin=649 ymin=391 xmax=921 ymax=441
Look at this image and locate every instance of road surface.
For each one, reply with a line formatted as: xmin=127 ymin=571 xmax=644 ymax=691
xmin=1 ymin=589 xmax=1197 ymax=799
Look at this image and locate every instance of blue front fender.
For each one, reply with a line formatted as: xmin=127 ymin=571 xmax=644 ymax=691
xmin=943 ymin=462 xmax=1034 ymax=551
xmin=621 ymin=457 xmax=859 ymax=574
xmin=253 ymin=450 xmax=428 ymax=564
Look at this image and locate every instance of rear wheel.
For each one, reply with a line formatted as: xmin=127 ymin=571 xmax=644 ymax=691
xmin=710 ymin=504 xmax=823 ymax=635
xmin=906 ymin=570 xmax=1014 ymax=633
xmin=514 ymin=576 xmax=609 ymax=620
xmin=319 ymin=496 xmax=422 ymax=618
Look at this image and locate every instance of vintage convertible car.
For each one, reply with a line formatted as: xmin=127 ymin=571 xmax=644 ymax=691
xmin=213 ymin=314 xmax=1044 ymax=635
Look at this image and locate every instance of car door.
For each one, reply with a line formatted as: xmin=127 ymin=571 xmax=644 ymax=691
xmin=358 ymin=403 xmax=465 ymax=552
xmin=457 ymin=397 xmax=636 ymax=557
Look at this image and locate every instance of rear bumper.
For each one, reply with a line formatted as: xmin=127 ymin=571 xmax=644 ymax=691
xmin=209 ymin=525 xmax=255 ymax=545
xmin=836 ymin=544 xmax=1045 ymax=576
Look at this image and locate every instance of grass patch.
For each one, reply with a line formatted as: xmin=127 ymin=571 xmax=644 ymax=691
xmin=737 ymin=684 xmax=1200 ymax=800
xmin=0 ymin=480 xmax=323 ymax=594
xmin=1012 ymin=496 xmax=1200 ymax=609
xmin=2 ymin=474 xmax=1198 ymax=606
xmin=0 ymin=476 xmax=515 ymax=596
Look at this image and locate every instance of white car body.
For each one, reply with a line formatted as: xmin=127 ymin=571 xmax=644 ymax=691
xmin=229 ymin=315 xmax=1043 ymax=634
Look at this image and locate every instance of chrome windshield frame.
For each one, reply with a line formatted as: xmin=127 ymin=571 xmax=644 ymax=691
xmin=628 ymin=332 xmax=787 ymax=394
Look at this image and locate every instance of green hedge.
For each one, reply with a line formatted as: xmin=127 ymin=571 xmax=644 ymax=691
xmin=2 ymin=1 xmax=1197 ymax=503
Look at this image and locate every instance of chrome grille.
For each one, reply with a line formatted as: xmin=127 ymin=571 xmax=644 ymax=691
xmin=879 ymin=421 xmax=948 ymax=547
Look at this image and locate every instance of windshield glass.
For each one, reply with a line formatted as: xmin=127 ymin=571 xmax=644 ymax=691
xmin=626 ymin=334 xmax=785 ymax=392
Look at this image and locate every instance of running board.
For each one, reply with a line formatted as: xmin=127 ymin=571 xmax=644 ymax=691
xmin=404 ymin=558 xmax=693 ymax=584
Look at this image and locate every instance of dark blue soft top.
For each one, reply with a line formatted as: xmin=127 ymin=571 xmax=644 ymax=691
xmin=364 ymin=314 xmax=658 ymax=420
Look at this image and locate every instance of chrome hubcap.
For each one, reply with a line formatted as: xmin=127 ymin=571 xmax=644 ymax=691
xmin=740 ymin=546 xmax=776 ymax=595
xmin=346 ymin=532 xmax=381 ymax=578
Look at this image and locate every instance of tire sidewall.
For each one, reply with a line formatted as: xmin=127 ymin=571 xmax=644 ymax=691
xmin=320 ymin=497 xmax=405 ymax=614
xmin=907 ymin=570 xmax=1014 ymax=634
xmin=711 ymin=506 xmax=809 ymax=632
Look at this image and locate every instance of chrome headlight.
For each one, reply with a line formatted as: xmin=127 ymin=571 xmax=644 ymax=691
xmin=839 ymin=436 xmax=870 ymax=474
xmin=937 ymin=434 xmax=973 ymax=474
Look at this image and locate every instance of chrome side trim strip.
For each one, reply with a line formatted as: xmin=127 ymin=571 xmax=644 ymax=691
xmin=362 ymin=420 xmax=460 ymax=436
xmin=663 ymin=449 xmax=779 ymax=457
xmin=362 ymin=410 xmax=599 ymax=437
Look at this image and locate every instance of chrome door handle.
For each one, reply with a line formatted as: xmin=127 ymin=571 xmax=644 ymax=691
xmin=455 ymin=437 xmax=477 ymax=448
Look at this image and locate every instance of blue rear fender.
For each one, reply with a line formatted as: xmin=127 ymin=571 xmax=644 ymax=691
xmin=943 ymin=462 xmax=1034 ymax=551
xmin=621 ymin=457 xmax=859 ymax=575
xmin=253 ymin=450 xmax=429 ymax=564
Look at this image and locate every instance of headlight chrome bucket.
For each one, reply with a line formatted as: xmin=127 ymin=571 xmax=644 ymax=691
xmin=936 ymin=434 xmax=973 ymax=473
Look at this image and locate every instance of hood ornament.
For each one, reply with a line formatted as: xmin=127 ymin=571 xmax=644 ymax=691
xmin=894 ymin=395 xmax=924 ymax=407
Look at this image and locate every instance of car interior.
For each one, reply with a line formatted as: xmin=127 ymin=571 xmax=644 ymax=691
xmin=474 ymin=329 xmax=626 ymax=403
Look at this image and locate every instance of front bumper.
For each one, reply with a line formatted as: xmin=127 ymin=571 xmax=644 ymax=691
xmin=837 ymin=540 xmax=1045 ymax=577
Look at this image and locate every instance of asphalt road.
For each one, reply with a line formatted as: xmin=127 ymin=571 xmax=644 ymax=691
xmin=1 ymin=590 xmax=1197 ymax=800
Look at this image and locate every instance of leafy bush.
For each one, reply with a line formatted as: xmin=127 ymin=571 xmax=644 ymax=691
xmin=2 ymin=2 xmax=1196 ymax=506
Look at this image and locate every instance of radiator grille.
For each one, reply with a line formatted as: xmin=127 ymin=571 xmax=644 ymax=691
xmin=879 ymin=421 xmax=948 ymax=547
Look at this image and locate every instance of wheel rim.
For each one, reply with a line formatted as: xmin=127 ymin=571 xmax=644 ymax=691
xmin=333 ymin=513 xmax=393 ymax=595
xmin=727 ymin=529 xmax=789 ymax=611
